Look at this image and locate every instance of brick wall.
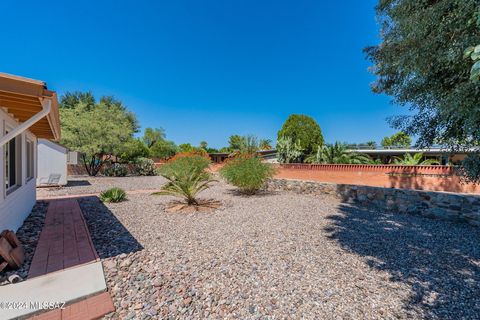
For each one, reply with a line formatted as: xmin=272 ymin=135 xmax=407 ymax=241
xmin=274 ymin=164 xmax=479 ymax=194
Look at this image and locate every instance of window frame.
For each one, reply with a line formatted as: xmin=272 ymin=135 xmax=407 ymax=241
xmin=4 ymin=126 xmax=23 ymax=196
xmin=26 ymin=138 xmax=34 ymax=181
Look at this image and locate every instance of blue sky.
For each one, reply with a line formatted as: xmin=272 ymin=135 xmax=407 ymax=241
xmin=1 ymin=0 xmax=402 ymax=148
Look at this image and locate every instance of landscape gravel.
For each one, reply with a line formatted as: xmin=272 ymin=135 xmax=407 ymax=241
xmin=37 ymin=176 xmax=167 ymax=198
xmin=76 ymin=177 xmax=480 ymax=319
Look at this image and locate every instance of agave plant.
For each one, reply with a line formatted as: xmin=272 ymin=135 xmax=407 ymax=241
xmin=153 ymin=155 xmax=216 ymax=205
xmin=393 ymin=153 xmax=440 ymax=165
xmin=100 ymin=187 xmax=127 ymax=203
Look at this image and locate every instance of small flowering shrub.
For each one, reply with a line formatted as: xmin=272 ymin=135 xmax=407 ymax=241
xmin=100 ymin=187 xmax=127 ymax=203
xmin=103 ymin=163 xmax=128 ymax=177
xmin=134 ymin=157 xmax=157 ymax=176
xmin=220 ymin=155 xmax=276 ymax=194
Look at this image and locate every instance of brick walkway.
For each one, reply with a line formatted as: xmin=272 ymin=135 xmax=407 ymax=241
xmin=27 ymin=199 xmax=114 ymax=320
xmin=29 ymin=199 xmax=99 ymax=278
xmin=29 ymin=292 xmax=114 ymax=320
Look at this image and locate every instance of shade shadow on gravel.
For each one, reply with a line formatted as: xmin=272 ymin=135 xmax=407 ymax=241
xmin=326 ymin=203 xmax=480 ymax=319
xmin=78 ymin=196 xmax=143 ymax=259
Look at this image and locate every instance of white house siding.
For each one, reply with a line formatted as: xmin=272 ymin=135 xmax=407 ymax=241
xmin=37 ymin=139 xmax=68 ymax=186
xmin=0 ymin=108 xmax=37 ymax=232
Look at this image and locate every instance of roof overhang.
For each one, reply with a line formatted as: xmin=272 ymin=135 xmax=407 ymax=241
xmin=0 ymin=72 xmax=60 ymax=140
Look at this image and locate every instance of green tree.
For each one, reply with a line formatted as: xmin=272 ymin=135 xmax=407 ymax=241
xmin=199 ymin=141 xmax=208 ymax=149
xmin=118 ymin=138 xmax=150 ymax=163
xmin=60 ymin=91 xmax=95 ymax=110
xmin=228 ymin=135 xmax=245 ymax=151
xmin=178 ymin=143 xmax=195 ymax=153
xmin=365 ymin=0 xmax=480 ymax=181
xmin=60 ymin=92 xmax=137 ymax=176
xmin=143 ymin=127 xmax=166 ymax=148
xmin=381 ymin=132 xmax=412 ymax=148
xmin=149 ymin=139 xmax=178 ymax=159
xmin=277 ymin=114 xmax=324 ymax=156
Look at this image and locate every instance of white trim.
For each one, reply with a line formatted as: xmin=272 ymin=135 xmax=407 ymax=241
xmin=0 ymin=98 xmax=51 ymax=148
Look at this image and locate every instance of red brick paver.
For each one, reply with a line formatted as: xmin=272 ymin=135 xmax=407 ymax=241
xmin=26 ymin=198 xmax=115 ymax=320
xmin=29 ymin=199 xmax=99 ymax=278
xmin=29 ymin=292 xmax=115 ymax=320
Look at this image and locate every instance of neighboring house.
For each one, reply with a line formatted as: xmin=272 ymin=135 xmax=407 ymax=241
xmin=0 ymin=73 xmax=60 ymax=231
xmin=67 ymin=150 xmax=82 ymax=165
xmin=209 ymin=150 xmax=277 ymax=163
xmin=37 ymin=139 xmax=68 ymax=186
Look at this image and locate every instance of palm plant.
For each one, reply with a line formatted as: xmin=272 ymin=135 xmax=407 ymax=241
xmin=153 ymin=155 xmax=216 ymax=205
xmin=306 ymin=142 xmax=374 ymax=164
xmin=259 ymin=139 xmax=273 ymax=150
xmin=393 ymin=153 xmax=440 ymax=165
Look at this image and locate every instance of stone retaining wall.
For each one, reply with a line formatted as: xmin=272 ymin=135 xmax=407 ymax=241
xmin=266 ymin=179 xmax=480 ymax=227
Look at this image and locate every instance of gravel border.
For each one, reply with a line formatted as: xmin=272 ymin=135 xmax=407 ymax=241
xmin=0 ymin=201 xmax=48 ymax=284
xmin=37 ymin=176 xmax=167 ymax=198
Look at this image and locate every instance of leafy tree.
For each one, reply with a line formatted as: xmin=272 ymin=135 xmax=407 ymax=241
xmin=259 ymin=139 xmax=273 ymax=150
xmin=381 ymin=132 xmax=412 ymax=148
xmin=365 ymin=141 xmax=377 ymax=148
xmin=143 ymin=127 xmax=166 ymax=148
xmin=276 ymin=136 xmax=303 ymax=164
xmin=178 ymin=143 xmax=195 ymax=153
xmin=60 ymin=92 xmax=137 ymax=176
xmin=199 ymin=141 xmax=208 ymax=149
xmin=228 ymin=135 xmax=245 ymax=151
xmin=365 ymin=0 xmax=480 ymax=181
xmin=206 ymin=147 xmax=219 ymax=153
xmin=277 ymin=114 xmax=324 ymax=156
xmin=60 ymin=91 xmax=95 ymax=110
xmin=117 ymin=138 xmax=150 ymax=163
xmin=149 ymin=140 xmax=178 ymax=159
xmin=393 ymin=153 xmax=440 ymax=165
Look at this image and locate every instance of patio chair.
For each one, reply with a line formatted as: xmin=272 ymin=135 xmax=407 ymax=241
xmin=38 ymin=173 xmax=62 ymax=186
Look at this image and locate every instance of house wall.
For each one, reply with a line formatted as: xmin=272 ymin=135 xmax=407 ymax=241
xmin=0 ymin=108 xmax=37 ymax=231
xmin=37 ymin=139 xmax=68 ymax=186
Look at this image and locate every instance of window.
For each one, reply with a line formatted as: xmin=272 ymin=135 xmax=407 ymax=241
xmin=26 ymin=139 xmax=34 ymax=180
xmin=4 ymin=131 xmax=22 ymax=194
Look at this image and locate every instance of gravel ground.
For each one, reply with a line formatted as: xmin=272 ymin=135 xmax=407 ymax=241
xmin=37 ymin=176 xmax=167 ymax=198
xmin=76 ymin=178 xmax=480 ymax=319
xmin=0 ymin=201 xmax=48 ymax=284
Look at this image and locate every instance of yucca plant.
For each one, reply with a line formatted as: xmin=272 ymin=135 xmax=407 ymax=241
xmin=100 ymin=187 xmax=127 ymax=203
xmin=393 ymin=153 xmax=440 ymax=165
xmin=153 ymin=155 xmax=215 ymax=205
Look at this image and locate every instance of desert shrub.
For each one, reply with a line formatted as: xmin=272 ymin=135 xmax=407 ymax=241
xmin=220 ymin=155 xmax=276 ymax=194
xmin=154 ymin=155 xmax=215 ymax=205
xmin=103 ymin=163 xmax=128 ymax=177
xmin=100 ymin=187 xmax=127 ymax=203
xmin=134 ymin=157 xmax=157 ymax=176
